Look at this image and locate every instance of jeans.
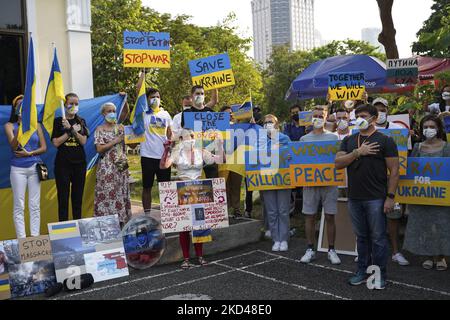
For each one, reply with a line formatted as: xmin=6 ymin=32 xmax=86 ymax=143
xmin=348 ymin=199 xmax=389 ymax=277
xmin=261 ymin=189 xmax=291 ymax=242
xmin=10 ymin=165 xmax=41 ymax=238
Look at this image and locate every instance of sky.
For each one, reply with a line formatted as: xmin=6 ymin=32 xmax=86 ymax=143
xmin=143 ymin=0 xmax=434 ymax=58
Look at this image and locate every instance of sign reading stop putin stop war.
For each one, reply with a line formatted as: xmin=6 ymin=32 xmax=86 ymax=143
xmin=123 ymin=31 xmax=170 ymax=68
xmin=159 ymin=179 xmax=229 ymax=234
xmin=328 ymin=72 xmax=365 ymax=101
xmin=189 ymin=53 xmax=236 ymax=90
xmin=386 ymin=58 xmax=418 ymax=85
xmin=396 ymin=157 xmax=450 ymax=206
xmin=288 ymin=141 xmax=346 ymax=187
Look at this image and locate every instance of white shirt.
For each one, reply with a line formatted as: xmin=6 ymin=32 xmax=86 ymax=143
xmin=172 ymin=112 xmax=183 ymax=138
xmin=335 ymin=131 xmax=350 ymax=141
xmin=140 ymin=108 xmax=173 ymax=159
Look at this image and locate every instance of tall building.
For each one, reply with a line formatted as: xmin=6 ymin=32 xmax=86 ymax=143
xmin=0 ymin=0 xmax=94 ymax=105
xmin=252 ymin=0 xmax=315 ymax=68
xmin=361 ymin=27 xmax=384 ymax=53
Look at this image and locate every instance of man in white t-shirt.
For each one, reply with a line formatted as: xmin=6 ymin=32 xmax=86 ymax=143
xmin=140 ymin=88 xmax=173 ymax=214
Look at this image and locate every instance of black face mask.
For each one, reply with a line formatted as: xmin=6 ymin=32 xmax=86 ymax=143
xmin=292 ymin=114 xmax=299 ymax=122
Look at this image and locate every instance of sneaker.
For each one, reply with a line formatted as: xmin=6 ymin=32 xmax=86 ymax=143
xmin=289 ymin=228 xmax=296 ymax=237
xmin=374 ymin=278 xmax=386 ymax=290
xmin=349 ymin=272 xmax=368 ymax=286
xmin=354 ymin=256 xmax=359 ymax=263
xmin=264 ymin=230 xmax=272 ymax=239
xmin=272 ymin=241 xmax=281 ymax=252
xmin=300 ymin=249 xmax=316 ymax=264
xmin=328 ymin=250 xmax=341 ymax=265
xmin=244 ymin=211 xmax=251 ymax=218
xmin=279 ymin=241 xmax=288 ymax=252
xmin=392 ymin=253 xmax=410 ymax=266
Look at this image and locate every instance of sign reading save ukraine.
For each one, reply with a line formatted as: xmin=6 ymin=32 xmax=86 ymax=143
xmin=288 ymin=141 xmax=346 ymax=187
xmin=188 ymin=53 xmax=236 ymax=90
xmin=123 ymin=31 xmax=170 ymax=68
xmin=396 ymin=157 xmax=450 ymax=206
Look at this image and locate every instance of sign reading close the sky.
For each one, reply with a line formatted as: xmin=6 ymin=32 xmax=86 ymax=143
xmin=183 ymin=112 xmax=230 ymax=140
xmin=189 ymin=53 xmax=236 ymax=90
xmin=386 ymin=58 xmax=419 ymax=85
xmin=123 ymin=31 xmax=171 ymax=68
xmin=396 ymin=157 xmax=450 ymax=206
xmin=328 ymin=72 xmax=365 ymax=101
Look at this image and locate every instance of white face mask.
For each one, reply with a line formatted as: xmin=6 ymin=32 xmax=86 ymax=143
xmin=376 ymin=112 xmax=387 ymax=125
xmin=312 ymin=117 xmax=324 ymax=129
xmin=194 ymin=95 xmax=205 ymax=106
xmin=442 ymin=92 xmax=450 ymax=101
xmin=149 ymin=97 xmax=161 ymax=109
xmin=355 ymin=117 xmax=371 ymax=130
xmin=337 ymin=120 xmax=349 ymax=131
xmin=264 ymin=123 xmax=275 ymax=131
xmin=423 ymin=128 xmax=437 ymax=140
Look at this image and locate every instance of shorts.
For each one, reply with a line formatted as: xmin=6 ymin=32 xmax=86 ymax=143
xmin=302 ymin=186 xmax=338 ymax=215
xmin=141 ymin=157 xmax=172 ymax=189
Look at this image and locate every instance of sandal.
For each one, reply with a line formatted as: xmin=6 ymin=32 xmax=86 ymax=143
xmin=422 ymin=260 xmax=434 ymax=270
xmin=198 ymin=257 xmax=208 ymax=266
xmin=436 ymin=259 xmax=447 ymax=271
xmin=181 ymin=259 xmax=191 ymax=270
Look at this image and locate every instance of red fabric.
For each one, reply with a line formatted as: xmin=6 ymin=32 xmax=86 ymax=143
xmin=179 ymin=231 xmax=203 ymax=259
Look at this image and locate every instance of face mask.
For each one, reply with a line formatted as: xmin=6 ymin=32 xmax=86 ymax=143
xmin=183 ymin=105 xmax=192 ymax=111
xmin=105 ymin=112 xmax=117 ymax=124
xmin=149 ymin=98 xmax=161 ymax=109
xmin=292 ymin=114 xmax=299 ymax=122
xmin=312 ymin=117 xmax=324 ymax=129
xmin=355 ymin=117 xmax=371 ymax=130
xmin=337 ymin=120 xmax=349 ymax=131
xmin=66 ymin=104 xmax=79 ymax=115
xmin=264 ymin=123 xmax=275 ymax=131
xmin=376 ymin=112 xmax=387 ymax=125
xmin=194 ymin=95 xmax=205 ymax=106
xmin=423 ymin=128 xmax=437 ymax=139
xmin=442 ymin=92 xmax=450 ymax=101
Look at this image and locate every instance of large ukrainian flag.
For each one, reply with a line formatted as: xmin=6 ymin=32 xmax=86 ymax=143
xmin=130 ymin=74 xmax=147 ymax=136
xmin=17 ymin=38 xmax=38 ymax=147
xmin=41 ymin=48 xmax=65 ymax=135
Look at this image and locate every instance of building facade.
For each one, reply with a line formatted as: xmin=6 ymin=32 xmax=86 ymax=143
xmin=0 ymin=0 xmax=94 ymax=105
xmin=252 ymin=0 xmax=315 ymax=68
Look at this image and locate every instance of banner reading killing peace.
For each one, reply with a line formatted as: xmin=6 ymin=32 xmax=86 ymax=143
xmin=396 ymin=157 xmax=450 ymax=206
xmin=288 ymin=141 xmax=346 ymax=187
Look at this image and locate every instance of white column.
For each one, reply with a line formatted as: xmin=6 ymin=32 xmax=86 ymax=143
xmin=66 ymin=0 xmax=94 ymax=99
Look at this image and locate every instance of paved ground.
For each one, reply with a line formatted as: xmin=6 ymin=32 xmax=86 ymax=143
xmin=24 ymin=237 xmax=450 ymax=301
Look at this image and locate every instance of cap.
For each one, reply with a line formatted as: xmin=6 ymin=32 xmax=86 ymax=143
xmin=372 ymin=97 xmax=389 ymax=107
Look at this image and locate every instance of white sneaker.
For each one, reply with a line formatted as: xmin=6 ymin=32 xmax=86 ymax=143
xmin=354 ymin=256 xmax=358 ymax=263
xmin=272 ymin=241 xmax=281 ymax=252
xmin=392 ymin=252 xmax=410 ymax=266
xmin=264 ymin=230 xmax=272 ymax=239
xmin=279 ymin=241 xmax=288 ymax=252
xmin=328 ymin=250 xmax=341 ymax=265
xmin=300 ymin=249 xmax=316 ymax=263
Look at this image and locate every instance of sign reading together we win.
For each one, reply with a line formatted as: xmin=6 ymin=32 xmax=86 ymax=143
xmin=328 ymin=72 xmax=365 ymax=101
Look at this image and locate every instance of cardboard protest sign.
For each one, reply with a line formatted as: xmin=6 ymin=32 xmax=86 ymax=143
xmin=183 ymin=112 xmax=230 ymax=140
xmin=288 ymin=141 xmax=346 ymax=187
xmin=231 ymin=101 xmax=253 ymax=121
xmin=386 ymin=58 xmax=418 ymax=85
xmin=159 ymin=178 xmax=229 ymax=233
xmin=123 ymin=31 xmax=170 ymax=68
xmin=245 ymin=146 xmax=294 ymax=191
xmin=298 ymin=111 xmax=313 ymax=127
xmin=387 ymin=114 xmax=412 ymax=149
xmin=328 ymin=72 xmax=365 ymax=101
xmin=48 ymin=215 xmax=128 ymax=284
xmin=396 ymin=157 xmax=450 ymax=206
xmin=189 ymin=53 xmax=235 ymax=90
xmin=124 ymin=125 xmax=145 ymax=144
xmin=0 ymin=237 xmax=56 ymax=299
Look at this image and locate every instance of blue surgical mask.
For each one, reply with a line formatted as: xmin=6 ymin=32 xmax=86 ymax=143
xmin=105 ymin=112 xmax=117 ymax=124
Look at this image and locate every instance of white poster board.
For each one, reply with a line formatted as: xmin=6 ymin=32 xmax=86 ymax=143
xmin=388 ymin=114 xmax=412 ymax=150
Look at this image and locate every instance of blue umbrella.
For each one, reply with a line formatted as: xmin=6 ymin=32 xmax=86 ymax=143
xmin=285 ymin=55 xmax=390 ymax=100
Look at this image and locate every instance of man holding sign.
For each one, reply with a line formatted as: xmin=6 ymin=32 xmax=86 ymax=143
xmin=335 ymin=104 xmax=400 ymax=290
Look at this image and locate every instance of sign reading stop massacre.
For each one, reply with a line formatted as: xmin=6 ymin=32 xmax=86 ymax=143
xmin=123 ymin=31 xmax=170 ymax=68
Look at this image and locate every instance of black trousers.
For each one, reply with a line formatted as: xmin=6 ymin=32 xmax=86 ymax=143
xmin=54 ymin=161 xmax=87 ymax=221
xmin=203 ymin=164 xmax=219 ymax=179
xmin=245 ymin=178 xmax=253 ymax=213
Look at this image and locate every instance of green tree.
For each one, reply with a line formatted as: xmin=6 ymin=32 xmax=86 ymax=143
xmin=412 ymin=0 xmax=450 ymax=57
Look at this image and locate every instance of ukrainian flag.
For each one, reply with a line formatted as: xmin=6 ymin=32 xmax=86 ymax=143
xmin=41 ymin=48 xmax=65 ymax=135
xmin=17 ymin=37 xmax=38 ymax=147
xmin=192 ymin=229 xmax=212 ymax=244
xmin=130 ymin=74 xmax=147 ymax=136
xmin=231 ymin=98 xmax=253 ymax=121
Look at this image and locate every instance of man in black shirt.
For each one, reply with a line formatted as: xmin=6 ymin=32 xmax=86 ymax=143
xmin=335 ymin=104 xmax=400 ymax=290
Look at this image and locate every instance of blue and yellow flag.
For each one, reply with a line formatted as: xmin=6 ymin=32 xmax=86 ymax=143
xmin=231 ymin=98 xmax=253 ymax=121
xmin=130 ymin=74 xmax=147 ymax=136
xmin=42 ymin=48 xmax=65 ymax=135
xmin=18 ymin=38 xmax=38 ymax=147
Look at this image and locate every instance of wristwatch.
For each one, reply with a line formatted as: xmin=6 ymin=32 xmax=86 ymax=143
xmin=387 ymin=193 xmax=395 ymax=199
